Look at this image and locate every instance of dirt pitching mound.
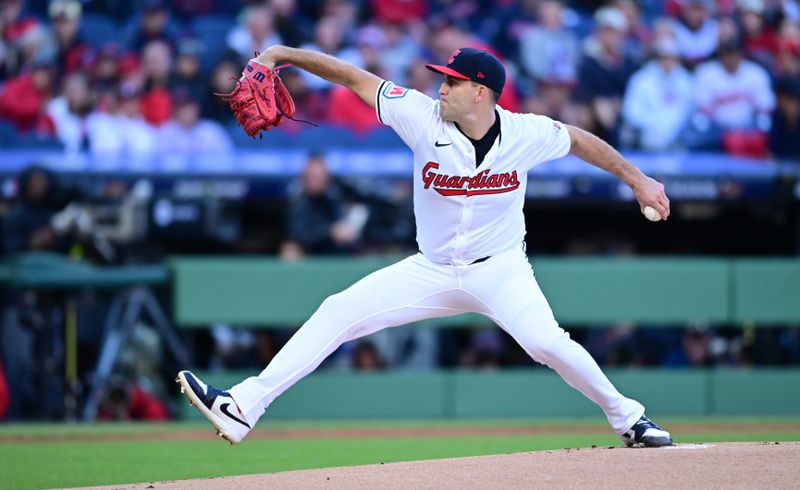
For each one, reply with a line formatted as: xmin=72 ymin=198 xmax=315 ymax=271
xmin=85 ymin=442 xmax=800 ymax=489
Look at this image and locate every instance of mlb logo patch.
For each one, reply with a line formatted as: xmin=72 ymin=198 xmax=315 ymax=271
xmin=382 ymin=82 xmax=408 ymax=99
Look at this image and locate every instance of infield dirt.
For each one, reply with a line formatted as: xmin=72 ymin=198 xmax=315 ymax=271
xmin=81 ymin=442 xmax=800 ymax=489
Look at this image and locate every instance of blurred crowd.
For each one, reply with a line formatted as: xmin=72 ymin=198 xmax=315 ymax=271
xmin=197 ymin=322 xmax=800 ymax=374
xmin=0 ymin=0 xmax=798 ymax=158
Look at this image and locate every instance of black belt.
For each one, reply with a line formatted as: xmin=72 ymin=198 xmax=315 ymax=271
xmin=469 ymin=240 xmax=526 ymax=265
xmin=421 ymin=252 xmax=491 ymax=266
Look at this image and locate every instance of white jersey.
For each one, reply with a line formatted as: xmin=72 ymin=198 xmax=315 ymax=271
xmin=693 ymin=59 xmax=775 ymax=129
xmin=227 ymin=81 xmax=648 ymax=443
xmin=374 ymin=80 xmax=571 ymax=265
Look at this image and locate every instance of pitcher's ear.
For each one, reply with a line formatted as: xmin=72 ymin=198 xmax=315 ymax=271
xmin=475 ymin=84 xmax=488 ymax=104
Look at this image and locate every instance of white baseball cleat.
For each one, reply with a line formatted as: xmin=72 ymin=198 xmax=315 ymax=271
xmin=176 ymin=370 xmax=251 ymax=444
xmin=621 ymin=414 xmax=673 ymax=447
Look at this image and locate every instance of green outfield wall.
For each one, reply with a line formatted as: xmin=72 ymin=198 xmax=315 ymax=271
xmin=171 ymin=257 xmax=800 ymax=327
xmin=181 ymin=369 xmax=800 ymax=420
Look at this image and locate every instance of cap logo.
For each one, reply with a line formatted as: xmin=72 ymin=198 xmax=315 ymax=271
xmin=425 ymin=47 xmax=506 ymax=97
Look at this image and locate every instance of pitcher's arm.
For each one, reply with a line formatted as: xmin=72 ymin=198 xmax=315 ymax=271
xmin=255 ymin=46 xmax=382 ymax=108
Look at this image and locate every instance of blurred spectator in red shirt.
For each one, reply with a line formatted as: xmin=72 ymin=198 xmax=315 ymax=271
xmin=98 ymin=376 xmax=169 ymax=421
xmin=370 ymin=0 xmax=426 ymax=24
xmin=737 ymin=0 xmax=781 ymax=68
xmin=1 ymin=0 xmax=35 ymax=44
xmin=328 ymin=81 xmax=381 ymax=133
xmin=48 ymin=0 xmax=93 ymax=78
xmin=140 ymin=39 xmax=172 ymax=125
xmin=0 ymin=62 xmax=55 ymax=132
xmin=277 ymin=67 xmax=328 ymax=130
xmin=329 ymin=29 xmax=386 ymax=133
xmin=331 ymin=26 xmax=408 ymax=132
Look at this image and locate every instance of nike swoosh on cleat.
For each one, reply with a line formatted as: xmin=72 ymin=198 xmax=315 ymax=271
xmin=220 ymin=403 xmax=251 ymax=428
xmin=434 ymin=141 xmax=452 ymax=147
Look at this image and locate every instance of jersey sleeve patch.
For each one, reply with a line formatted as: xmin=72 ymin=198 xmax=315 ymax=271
xmin=381 ymin=82 xmax=409 ymax=99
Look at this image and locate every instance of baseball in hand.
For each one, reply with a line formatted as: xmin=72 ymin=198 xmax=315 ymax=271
xmin=643 ymin=205 xmax=663 ymax=222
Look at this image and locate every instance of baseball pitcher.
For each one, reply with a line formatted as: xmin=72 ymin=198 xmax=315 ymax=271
xmin=177 ymin=46 xmax=673 ymax=448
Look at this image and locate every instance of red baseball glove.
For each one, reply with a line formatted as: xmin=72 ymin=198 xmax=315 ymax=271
xmin=216 ymin=60 xmax=296 ymax=138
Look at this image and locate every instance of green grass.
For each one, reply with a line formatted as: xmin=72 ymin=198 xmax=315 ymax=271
xmin=1 ymin=419 xmax=799 ymax=489
xmin=3 ymin=416 xmax=799 ymax=436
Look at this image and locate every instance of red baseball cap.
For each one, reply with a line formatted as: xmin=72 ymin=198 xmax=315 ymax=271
xmin=425 ymin=47 xmax=506 ymax=95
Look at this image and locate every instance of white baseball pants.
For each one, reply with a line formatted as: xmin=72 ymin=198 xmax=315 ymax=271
xmin=229 ymin=247 xmax=645 ymax=434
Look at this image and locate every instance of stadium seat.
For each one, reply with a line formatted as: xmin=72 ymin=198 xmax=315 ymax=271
xmin=297 ymin=125 xmax=360 ymax=150
xmin=226 ymin=122 xmax=283 ymax=149
xmin=722 ymin=130 xmax=769 ymax=159
xmin=227 ymin=124 xmax=368 ymax=151
xmin=12 ymin=132 xmax=64 ymax=150
xmin=361 ymin=127 xmax=404 ymax=149
xmin=0 ymin=121 xmax=16 ymax=146
xmin=80 ymin=14 xmax=120 ymax=48
xmin=192 ymin=16 xmax=237 ymax=73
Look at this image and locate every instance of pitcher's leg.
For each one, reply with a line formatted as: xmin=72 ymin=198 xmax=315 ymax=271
xmin=229 ymin=254 xmax=468 ymax=426
xmin=465 ymin=253 xmax=644 ymax=434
